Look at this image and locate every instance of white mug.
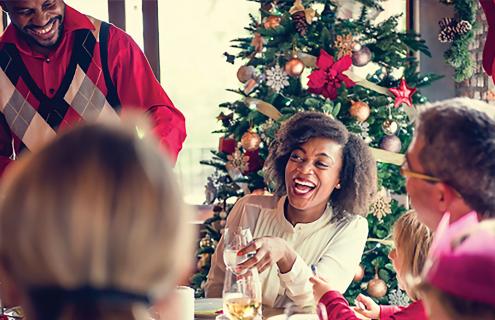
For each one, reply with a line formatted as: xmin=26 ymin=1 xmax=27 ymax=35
xmin=176 ymin=286 xmax=195 ymax=320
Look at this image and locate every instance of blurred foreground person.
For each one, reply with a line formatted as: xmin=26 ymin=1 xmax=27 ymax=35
xmin=0 ymin=118 xmax=193 ymax=320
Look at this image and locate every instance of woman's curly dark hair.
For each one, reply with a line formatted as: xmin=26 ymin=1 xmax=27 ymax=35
xmin=264 ymin=112 xmax=377 ymax=221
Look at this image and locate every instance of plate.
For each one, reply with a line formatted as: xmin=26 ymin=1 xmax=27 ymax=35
xmin=267 ymin=314 xmax=318 ymax=320
xmin=195 ymin=298 xmax=223 ymax=317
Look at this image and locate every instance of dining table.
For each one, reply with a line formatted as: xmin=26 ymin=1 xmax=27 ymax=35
xmin=194 ymin=305 xmax=287 ymax=320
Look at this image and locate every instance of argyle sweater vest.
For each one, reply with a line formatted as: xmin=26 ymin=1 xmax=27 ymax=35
xmin=0 ymin=17 xmax=120 ymax=153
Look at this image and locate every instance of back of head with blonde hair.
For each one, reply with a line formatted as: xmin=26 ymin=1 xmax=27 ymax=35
xmin=0 ymin=119 xmax=193 ymax=320
xmin=392 ymin=210 xmax=433 ymax=300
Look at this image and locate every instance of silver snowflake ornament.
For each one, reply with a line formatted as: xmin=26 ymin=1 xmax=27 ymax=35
xmin=388 ymin=288 xmax=410 ymax=306
xmin=265 ymin=64 xmax=289 ymax=93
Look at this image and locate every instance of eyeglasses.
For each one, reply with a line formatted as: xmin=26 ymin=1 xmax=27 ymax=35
xmin=400 ymin=160 xmax=462 ymax=197
xmin=400 ymin=167 xmax=441 ymax=183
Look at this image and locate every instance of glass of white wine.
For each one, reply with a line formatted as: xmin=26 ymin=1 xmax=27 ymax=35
xmin=223 ymin=268 xmax=262 ymax=320
xmin=223 ymin=227 xmax=253 ymax=274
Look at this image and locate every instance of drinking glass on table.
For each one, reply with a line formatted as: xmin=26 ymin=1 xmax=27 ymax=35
xmin=223 ymin=268 xmax=262 ymax=320
xmin=223 ymin=227 xmax=253 ymax=274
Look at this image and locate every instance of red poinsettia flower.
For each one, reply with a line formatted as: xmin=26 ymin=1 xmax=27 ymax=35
xmin=307 ymin=49 xmax=356 ymax=100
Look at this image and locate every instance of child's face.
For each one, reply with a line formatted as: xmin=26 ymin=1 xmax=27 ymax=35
xmin=388 ymin=247 xmax=405 ymax=290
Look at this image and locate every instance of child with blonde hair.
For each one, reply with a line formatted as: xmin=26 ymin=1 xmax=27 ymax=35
xmin=311 ymin=210 xmax=432 ymax=319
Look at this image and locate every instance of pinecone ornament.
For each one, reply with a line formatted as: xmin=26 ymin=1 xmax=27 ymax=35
xmin=438 ymin=17 xmax=472 ymax=43
xmin=292 ymin=10 xmax=308 ymax=35
xmin=455 ymin=20 xmax=472 ymax=34
xmin=290 ymin=0 xmax=309 ymax=36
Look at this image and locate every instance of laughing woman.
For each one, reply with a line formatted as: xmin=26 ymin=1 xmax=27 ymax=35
xmin=205 ymin=112 xmax=377 ymax=308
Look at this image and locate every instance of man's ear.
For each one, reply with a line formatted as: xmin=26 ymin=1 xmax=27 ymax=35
xmin=434 ymin=182 xmax=458 ymax=213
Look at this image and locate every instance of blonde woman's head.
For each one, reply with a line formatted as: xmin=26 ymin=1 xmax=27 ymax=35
xmin=0 ymin=119 xmax=193 ymax=319
xmin=389 ymin=210 xmax=432 ymax=300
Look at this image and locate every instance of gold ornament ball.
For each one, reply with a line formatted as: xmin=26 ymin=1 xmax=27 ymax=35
xmin=380 ymin=135 xmax=402 ymax=153
xmin=367 ymin=275 xmax=388 ymax=298
xmin=237 ymin=65 xmax=256 ymax=83
xmin=382 ymin=119 xmax=399 ymax=135
xmin=264 ymin=15 xmax=281 ymax=29
xmin=200 ymin=236 xmax=213 ymax=248
xmin=241 ymin=130 xmax=262 ymax=151
xmin=352 ymin=46 xmax=372 ymax=67
xmin=284 ymin=58 xmax=305 ymax=78
xmin=353 ymin=265 xmax=365 ymax=282
xmin=349 ymin=101 xmax=371 ymax=122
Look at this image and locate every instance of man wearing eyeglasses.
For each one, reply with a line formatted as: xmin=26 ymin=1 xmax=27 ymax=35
xmin=402 ymin=97 xmax=495 ymax=230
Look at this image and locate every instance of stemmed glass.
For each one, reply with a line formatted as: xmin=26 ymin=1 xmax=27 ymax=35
xmin=223 ymin=227 xmax=253 ymax=274
xmin=222 ymin=268 xmax=262 ymax=320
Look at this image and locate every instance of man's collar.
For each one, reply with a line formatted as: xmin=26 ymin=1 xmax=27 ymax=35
xmin=0 ymin=5 xmax=95 ymax=56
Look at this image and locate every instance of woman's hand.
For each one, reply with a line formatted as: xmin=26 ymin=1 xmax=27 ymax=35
xmin=354 ymin=294 xmax=380 ymax=319
xmin=236 ymin=237 xmax=296 ymax=273
xmin=309 ymin=276 xmax=333 ymax=302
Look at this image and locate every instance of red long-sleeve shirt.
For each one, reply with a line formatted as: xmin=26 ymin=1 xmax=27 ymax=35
xmin=480 ymin=0 xmax=495 ymax=77
xmin=0 ymin=5 xmax=186 ymax=174
xmin=319 ymin=291 xmax=427 ymax=320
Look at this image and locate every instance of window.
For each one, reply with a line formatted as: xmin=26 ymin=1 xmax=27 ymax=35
xmin=158 ymin=0 xmax=259 ymax=204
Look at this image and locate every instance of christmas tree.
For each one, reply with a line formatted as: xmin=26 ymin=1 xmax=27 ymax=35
xmin=191 ymin=0 xmax=440 ymax=305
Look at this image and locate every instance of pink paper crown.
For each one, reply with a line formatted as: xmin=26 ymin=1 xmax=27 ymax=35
xmin=424 ymin=212 xmax=495 ymax=306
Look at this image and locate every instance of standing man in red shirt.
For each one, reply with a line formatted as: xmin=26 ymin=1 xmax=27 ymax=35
xmin=0 ymin=0 xmax=186 ymax=174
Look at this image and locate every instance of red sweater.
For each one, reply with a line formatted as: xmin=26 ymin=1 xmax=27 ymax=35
xmin=319 ymin=290 xmax=427 ymax=320
xmin=0 ymin=5 xmax=186 ymax=173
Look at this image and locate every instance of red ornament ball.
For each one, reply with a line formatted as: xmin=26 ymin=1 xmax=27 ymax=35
xmin=285 ymin=58 xmax=305 ymax=77
xmin=264 ymin=16 xmax=281 ymax=29
xmin=241 ymin=130 xmax=262 ymax=151
xmin=237 ymin=65 xmax=256 ymax=83
xmin=349 ymin=101 xmax=371 ymax=122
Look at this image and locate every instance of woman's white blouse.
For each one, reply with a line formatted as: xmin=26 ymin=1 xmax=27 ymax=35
xmin=205 ymin=194 xmax=368 ymax=308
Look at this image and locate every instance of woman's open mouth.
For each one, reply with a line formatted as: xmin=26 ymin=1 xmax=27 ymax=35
xmin=292 ymin=178 xmax=316 ymax=196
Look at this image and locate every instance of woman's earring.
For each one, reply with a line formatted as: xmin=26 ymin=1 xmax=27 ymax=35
xmin=336 ymin=183 xmax=341 ymax=189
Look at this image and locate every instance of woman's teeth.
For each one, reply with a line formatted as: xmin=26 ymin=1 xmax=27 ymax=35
xmin=294 ymin=178 xmax=316 ymax=194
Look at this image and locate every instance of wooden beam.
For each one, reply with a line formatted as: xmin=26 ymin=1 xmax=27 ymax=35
xmin=406 ymin=0 xmax=416 ymax=32
xmin=108 ymin=0 xmax=126 ymax=30
xmin=142 ymin=0 xmax=160 ymax=80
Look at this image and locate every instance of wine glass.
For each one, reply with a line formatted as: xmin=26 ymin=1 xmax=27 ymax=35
xmin=223 ymin=227 xmax=253 ymax=274
xmin=223 ymin=268 xmax=262 ymax=320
